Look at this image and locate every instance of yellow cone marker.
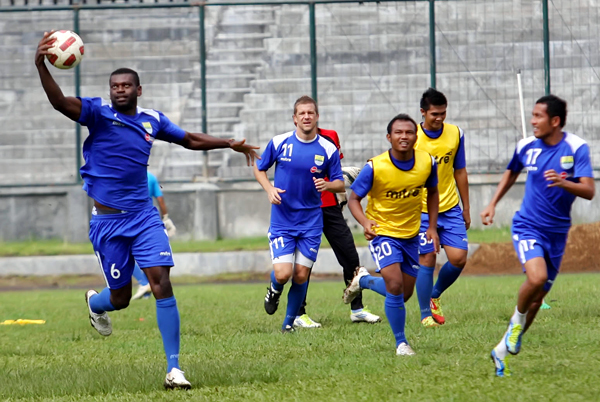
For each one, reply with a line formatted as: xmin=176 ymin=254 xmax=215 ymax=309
xmin=1 ymin=319 xmax=46 ymax=325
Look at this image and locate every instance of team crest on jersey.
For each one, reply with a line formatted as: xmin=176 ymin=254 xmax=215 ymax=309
xmin=142 ymin=122 xmax=153 ymax=135
xmin=314 ymin=155 xmax=325 ymax=166
xmin=560 ymin=156 xmax=574 ymax=170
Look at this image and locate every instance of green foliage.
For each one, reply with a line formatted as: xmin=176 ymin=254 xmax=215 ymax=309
xmin=0 ymin=226 xmax=513 ymax=257
xmin=1 ymin=274 xmax=599 ymax=401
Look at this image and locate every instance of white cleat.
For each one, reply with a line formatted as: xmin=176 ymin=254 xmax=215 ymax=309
xmin=293 ymin=314 xmax=322 ymax=328
xmin=350 ymin=308 xmax=381 ymax=323
xmin=343 ymin=267 xmax=370 ymax=304
xmin=131 ymin=284 xmax=152 ymax=300
xmin=396 ymin=342 xmax=416 ymax=356
xmin=164 ymin=368 xmax=192 ymax=390
xmin=85 ymin=290 xmax=112 ymax=336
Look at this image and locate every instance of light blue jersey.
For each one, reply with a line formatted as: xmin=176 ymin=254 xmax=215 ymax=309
xmin=77 ymin=97 xmax=185 ymax=211
xmin=256 ymin=131 xmax=343 ymax=230
xmin=507 ymin=132 xmax=593 ymax=234
xmin=147 ymin=171 xmax=163 ymax=198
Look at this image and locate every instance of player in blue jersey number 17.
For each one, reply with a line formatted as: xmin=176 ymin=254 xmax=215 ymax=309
xmin=36 ymin=31 xmax=260 ymax=390
xmin=481 ymin=95 xmax=594 ymax=377
xmin=346 ymin=114 xmax=440 ymax=356
xmin=254 ymin=96 xmax=345 ymax=333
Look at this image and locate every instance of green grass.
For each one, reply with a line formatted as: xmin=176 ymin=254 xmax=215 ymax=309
xmin=1 ymin=274 xmax=599 ymax=401
xmin=0 ymin=226 xmax=511 ymax=257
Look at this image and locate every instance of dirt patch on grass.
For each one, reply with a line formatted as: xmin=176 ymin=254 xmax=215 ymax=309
xmin=465 ymin=221 xmax=600 ymax=274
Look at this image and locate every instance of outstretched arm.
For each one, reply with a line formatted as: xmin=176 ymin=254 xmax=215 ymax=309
xmin=480 ymin=169 xmax=521 ymax=226
xmin=34 ymin=31 xmax=82 ymax=121
xmin=178 ymin=132 xmax=260 ymax=166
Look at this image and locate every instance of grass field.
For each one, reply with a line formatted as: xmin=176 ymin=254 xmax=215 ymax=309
xmin=0 ymin=226 xmax=513 ymax=257
xmin=1 ymin=273 xmax=599 ymax=401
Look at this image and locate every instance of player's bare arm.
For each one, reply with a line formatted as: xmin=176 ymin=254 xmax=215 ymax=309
xmin=35 ymin=31 xmax=82 ymax=121
xmin=348 ymin=192 xmax=378 ymax=240
xmin=454 ymin=167 xmax=471 ymax=230
xmin=480 ymin=169 xmax=521 ymax=225
xmin=425 ymin=185 xmax=440 ymax=253
xmin=313 ymin=177 xmax=345 ymax=193
xmin=543 ymin=171 xmax=595 ymax=200
xmin=253 ymin=164 xmax=285 ymax=205
xmin=178 ymin=133 xmax=260 ymax=166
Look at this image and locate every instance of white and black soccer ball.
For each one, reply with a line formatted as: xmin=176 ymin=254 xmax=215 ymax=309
xmin=46 ymin=30 xmax=85 ymax=70
xmin=342 ymin=166 xmax=361 ymax=188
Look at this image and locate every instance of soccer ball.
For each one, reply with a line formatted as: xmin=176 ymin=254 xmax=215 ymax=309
xmin=46 ymin=30 xmax=84 ymax=70
xmin=342 ymin=166 xmax=361 ymax=188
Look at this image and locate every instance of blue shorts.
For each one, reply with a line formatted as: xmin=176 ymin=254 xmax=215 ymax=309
xmin=369 ymin=235 xmax=419 ymax=278
xmin=511 ymin=222 xmax=567 ymax=292
xmin=89 ymin=206 xmax=173 ymax=289
xmin=419 ymin=204 xmax=468 ymax=254
xmin=268 ymin=226 xmax=322 ymax=263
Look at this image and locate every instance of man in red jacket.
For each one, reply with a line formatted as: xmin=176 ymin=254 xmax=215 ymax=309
xmin=294 ymin=128 xmax=381 ymax=328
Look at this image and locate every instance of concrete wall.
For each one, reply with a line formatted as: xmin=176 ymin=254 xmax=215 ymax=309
xmin=1 ymin=175 xmax=600 ymax=242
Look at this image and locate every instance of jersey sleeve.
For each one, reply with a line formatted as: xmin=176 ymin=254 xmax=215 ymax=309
xmin=325 ymin=150 xmax=344 ymax=182
xmin=453 ymin=128 xmax=466 ymax=169
xmin=256 ymin=140 xmax=278 ymax=171
xmin=155 ymin=113 xmax=186 ymax=143
xmin=573 ymin=143 xmax=594 ymax=178
xmin=506 ymin=148 xmax=524 ymax=172
xmin=350 ymin=161 xmax=374 ymax=198
xmin=77 ymin=97 xmax=101 ymax=127
xmin=148 ymin=174 xmax=163 ymax=198
xmin=426 ymin=157 xmax=438 ymax=188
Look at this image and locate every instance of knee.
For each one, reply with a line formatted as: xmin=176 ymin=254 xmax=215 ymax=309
xmin=150 ymin=278 xmax=173 ymax=299
xmin=275 ymin=271 xmax=291 ymax=284
xmin=420 ymin=253 xmax=436 ymax=267
xmin=112 ymin=297 xmax=130 ymax=310
xmin=449 ymin=253 xmax=468 ymax=269
xmin=293 ymin=270 xmax=310 ymax=284
xmin=529 ymin=274 xmax=547 ymax=289
xmin=386 ymin=280 xmax=403 ymax=296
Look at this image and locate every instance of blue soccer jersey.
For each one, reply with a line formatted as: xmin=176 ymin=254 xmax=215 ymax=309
xmin=77 ymin=97 xmax=186 ymax=211
xmin=507 ymin=132 xmax=593 ymax=233
xmin=256 ymin=131 xmax=343 ymax=230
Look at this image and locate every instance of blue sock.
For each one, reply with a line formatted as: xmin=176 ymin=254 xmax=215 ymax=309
xmin=270 ymin=270 xmax=284 ymax=293
xmin=132 ymin=262 xmax=149 ymax=286
xmin=89 ymin=287 xmax=115 ymax=314
xmin=156 ymin=296 xmax=180 ymax=373
xmin=359 ymin=275 xmax=387 ymax=297
xmin=283 ymin=280 xmax=308 ymax=329
xmin=384 ymin=292 xmax=407 ymax=347
xmin=416 ymin=265 xmax=435 ymax=320
xmin=432 ymin=262 xmax=463 ymax=298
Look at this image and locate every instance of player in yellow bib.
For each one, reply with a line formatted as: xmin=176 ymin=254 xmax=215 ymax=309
xmin=345 ymin=114 xmax=440 ymax=356
xmin=414 ymin=88 xmax=471 ymax=327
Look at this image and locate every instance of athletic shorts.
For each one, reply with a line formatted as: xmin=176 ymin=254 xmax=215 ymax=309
xmin=511 ymin=221 xmax=568 ymax=292
xmin=268 ymin=226 xmax=322 ymax=264
xmin=89 ymin=206 xmax=173 ymax=289
xmin=419 ymin=204 xmax=468 ymax=254
xmin=369 ymin=235 xmax=419 ymax=278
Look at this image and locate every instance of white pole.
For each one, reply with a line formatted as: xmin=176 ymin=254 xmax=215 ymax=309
xmin=517 ymin=69 xmax=527 ymax=139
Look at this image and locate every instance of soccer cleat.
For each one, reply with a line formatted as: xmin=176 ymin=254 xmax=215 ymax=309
xmin=343 ymin=267 xmax=369 ymax=304
xmin=264 ymin=285 xmax=281 ymax=315
xmin=131 ymin=284 xmax=152 ymax=300
xmin=430 ymin=298 xmax=445 ymax=325
xmin=350 ymin=308 xmax=381 ymax=323
xmin=85 ymin=290 xmax=112 ymax=336
xmin=293 ymin=314 xmax=322 ymax=328
xmin=540 ymin=300 xmax=551 ymax=310
xmin=421 ymin=316 xmax=440 ymax=328
xmin=505 ymin=322 xmax=524 ymax=355
xmin=396 ymin=342 xmax=416 ymax=356
xmin=490 ymin=349 xmax=511 ymax=377
xmin=164 ymin=368 xmax=192 ymax=390
xmin=281 ymin=325 xmax=296 ymax=334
